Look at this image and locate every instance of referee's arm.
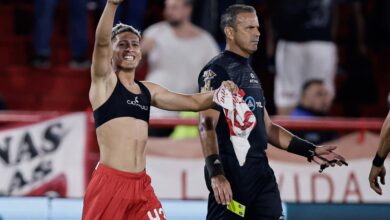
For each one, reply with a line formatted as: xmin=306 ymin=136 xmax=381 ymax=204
xmin=199 ymin=109 xmax=233 ymax=205
xmin=263 ymin=108 xmax=347 ymax=169
xmin=369 ymin=110 xmax=390 ymax=195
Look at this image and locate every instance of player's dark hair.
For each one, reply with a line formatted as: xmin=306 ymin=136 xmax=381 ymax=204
xmin=302 ymin=79 xmax=324 ymax=93
xmin=111 ymin=23 xmax=141 ymax=41
xmin=220 ymin=4 xmax=256 ymax=32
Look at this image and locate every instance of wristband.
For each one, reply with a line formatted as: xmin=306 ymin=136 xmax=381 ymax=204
xmin=372 ymin=153 xmax=385 ymax=167
xmin=205 ymin=154 xmax=225 ymax=178
xmin=287 ymin=136 xmax=316 ymax=162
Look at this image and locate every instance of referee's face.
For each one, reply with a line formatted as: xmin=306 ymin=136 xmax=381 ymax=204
xmin=232 ymin=12 xmax=260 ymax=56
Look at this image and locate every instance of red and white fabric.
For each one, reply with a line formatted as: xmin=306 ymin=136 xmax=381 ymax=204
xmin=213 ymin=85 xmax=257 ymax=166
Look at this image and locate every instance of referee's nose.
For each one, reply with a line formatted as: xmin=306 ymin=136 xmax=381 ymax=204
xmin=254 ymin=28 xmax=260 ymax=38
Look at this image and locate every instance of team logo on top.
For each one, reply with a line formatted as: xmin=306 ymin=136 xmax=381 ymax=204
xmin=201 ymin=69 xmax=217 ymax=92
xmin=127 ymin=96 xmax=149 ymax=111
xmin=249 ymin=73 xmax=259 ymax=84
xmin=244 ymin=96 xmax=263 ymax=111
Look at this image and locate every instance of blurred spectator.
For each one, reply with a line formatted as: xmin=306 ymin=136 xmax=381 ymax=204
xmin=291 ymin=79 xmax=331 ymax=117
xmin=32 ymin=0 xmax=89 ymax=69
xmin=267 ymin=0 xmax=365 ymax=115
xmin=98 ymin=0 xmax=148 ymax=30
xmin=290 ymin=79 xmax=337 ymax=144
xmin=141 ymin=0 xmax=219 ymax=137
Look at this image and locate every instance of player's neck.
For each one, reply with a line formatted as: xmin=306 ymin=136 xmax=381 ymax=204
xmin=117 ymin=70 xmax=135 ymax=84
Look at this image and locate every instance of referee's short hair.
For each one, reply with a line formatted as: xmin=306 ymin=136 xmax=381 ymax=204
xmin=111 ymin=23 xmax=141 ymax=42
xmin=220 ymin=4 xmax=256 ymax=32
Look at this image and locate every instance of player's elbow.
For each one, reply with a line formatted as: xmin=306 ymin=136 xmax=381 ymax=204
xmin=184 ymin=96 xmax=202 ymax=112
xmin=191 ymin=102 xmax=203 ymax=112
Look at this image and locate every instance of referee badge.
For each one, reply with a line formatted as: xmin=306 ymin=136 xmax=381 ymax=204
xmin=201 ymin=69 xmax=216 ymax=92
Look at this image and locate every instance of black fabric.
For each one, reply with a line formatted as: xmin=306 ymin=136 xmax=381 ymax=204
xmin=287 ymin=136 xmax=316 ymax=160
xmin=198 ymin=50 xmax=268 ymax=159
xmin=93 ymin=79 xmax=151 ymax=128
xmin=205 ymin=154 xmax=225 ymax=178
xmin=204 ymin=156 xmax=283 ymax=220
xmin=372 ymin=153 xmax=385 ymax=167
xmin=270 ymin=0 xmax=339 ymax=42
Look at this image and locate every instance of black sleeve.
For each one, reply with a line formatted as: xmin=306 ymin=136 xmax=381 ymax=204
xmin=198 ymin=65 xmax=230 ymax=93
xmin=198 ymin=64 xmax=230 ymax=111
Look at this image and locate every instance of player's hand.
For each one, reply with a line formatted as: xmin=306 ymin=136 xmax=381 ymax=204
xmin=221 ymin=80 xmax=239 ymax=95
xmin=369 ymin=165 xmax=386 ymax=195
xmin=313 ymin=145 xmax=348 ymax=172
xmin=108 ymin=0 xmax=123 ymax=5
xmin=211 ymin=175 xmax=233 ymax=205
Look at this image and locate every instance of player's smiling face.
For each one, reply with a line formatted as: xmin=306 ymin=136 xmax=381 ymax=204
xmin=233 ymin=12 xmax=260 ymax=55
xmin=112 ymin=32 xmax=142 ymax=70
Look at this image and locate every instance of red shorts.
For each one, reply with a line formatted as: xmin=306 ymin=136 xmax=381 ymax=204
xmin=82 ymin=163 xmax=166 ymax=220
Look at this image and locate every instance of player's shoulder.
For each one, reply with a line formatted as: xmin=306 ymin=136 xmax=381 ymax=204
xmin=139 ymin=80 xmax=164 ymax=98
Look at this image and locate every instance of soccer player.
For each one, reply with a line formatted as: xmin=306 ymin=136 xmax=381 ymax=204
xmin=82 ymin=0 xmax=237 ymax=219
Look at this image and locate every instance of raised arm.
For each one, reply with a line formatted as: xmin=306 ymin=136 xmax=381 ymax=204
xmin=144 ymin=81 xmax=237 ymax=112
xmin=369 ymin=110 xmax=390 ymax=195
xmin=91 ymin=0 xmax=122 ymax=80
xmin=264 ymin=108 xmax=347 ymax=170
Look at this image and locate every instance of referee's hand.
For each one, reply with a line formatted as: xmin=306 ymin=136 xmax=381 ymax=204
xmin=313 ymin=145 xmax=348 ymax=169
xmin=211 ymin=175 xmax=233 ymax=205
xmin=369 ymin=165 xmax=386 ymax=195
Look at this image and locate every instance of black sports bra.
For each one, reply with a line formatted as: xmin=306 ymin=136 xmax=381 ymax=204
xmin=93 ymin=79 xmax=151 ymax=128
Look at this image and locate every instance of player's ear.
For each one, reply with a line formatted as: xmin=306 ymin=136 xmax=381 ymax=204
xmin=224 ymin=26 xmax=234 ymax=41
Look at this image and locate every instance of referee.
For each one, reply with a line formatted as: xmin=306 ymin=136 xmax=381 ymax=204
xmin=198 ymin=4 xmax=348 ymax=219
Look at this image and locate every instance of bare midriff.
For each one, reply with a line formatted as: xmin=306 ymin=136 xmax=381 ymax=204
xmin=95 ymin=117 xmax=148 ymax=173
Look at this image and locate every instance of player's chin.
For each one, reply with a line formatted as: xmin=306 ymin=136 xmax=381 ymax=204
xmin=120 ymin=61 xmax=138 ymax=69
xmin=119 ymin=65 xmax=136 ymax=71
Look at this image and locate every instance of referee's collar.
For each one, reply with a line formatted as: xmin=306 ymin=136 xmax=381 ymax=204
xmin=223 ymin=50 xmax=249 ymax=64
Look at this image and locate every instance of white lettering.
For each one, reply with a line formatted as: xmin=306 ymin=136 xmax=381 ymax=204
xmin=147 ymin=209 xmax=161 ymax=220
xmin=127 ymin=97 xmax=149 ymax=111
xmin=256 ymin=102 xmax=263 ymax=108
xmin=158 ymin=208 xmax=166 ymax=219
